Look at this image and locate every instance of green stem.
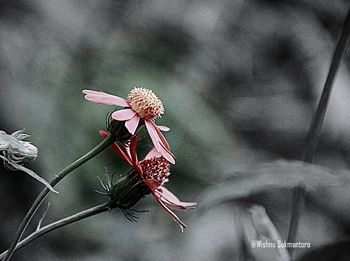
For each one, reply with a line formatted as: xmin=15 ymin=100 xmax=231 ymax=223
xmin=0 ymin=202 xmax=111 ymax=260
xmin=287 ymin=7 xmax=350 ymax=259
xmin=3 ymin=134 xmax=115 ymax=261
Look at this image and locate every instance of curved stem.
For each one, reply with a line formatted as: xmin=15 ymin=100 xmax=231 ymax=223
xmin=3 ymin=134 xmax=115 ymax=261
xmin=0 ymin=202 xmax=111 ymax=260
xmin=287 ymin=7 xmax=350 ymax=259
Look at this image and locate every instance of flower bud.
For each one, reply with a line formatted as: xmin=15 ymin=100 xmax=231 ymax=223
xmin=106 ymin=112 xmax=133 ymax=144
xmin=0 ymin=130 xmax=38 ymax=168
xmin=0 ymin=129 xmax=56 ymax=192
xmin=8 ymin=138 xmax=38 ymax=163
xmin=100 ymin=170 xmax=150 ymax=210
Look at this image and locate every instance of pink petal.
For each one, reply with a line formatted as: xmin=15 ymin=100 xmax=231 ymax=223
xmin=99 ymin=129 xmax=109 ymax=138
xmin=98 ymin=130 xmax=132 ymax=166
xmin=144 ymin=179 xmax=160 ymax=192
xmin=145 ymin=120 xmax=163 ymax=152
xmin=125 ymin=115 xmax=140 ymax=134
xmin=148 ymin=120 xmax=171 ymax=150
xmin=158 ymin=143 xmax=176 ymax=164
xmin=125 ymin=145 xmax=131 ymax=159
xmin=144 ymin=148 xmax=161 ymax=160
xmin=129 ymin=136 xmax=139 ymax=165
xmin=111 ymin=143 xmax=133 ymax=166
xmin=157 ymin=186 xmax=197 ymax=210
xmin=83 ymin=90 xmax=129 ymax=107
xmin=122 ymin=136 xmax=142 ymax=175
xmin=112 ymin=109 xmax=136 ymax=121
xmin=145 ymin=121 xmax=175 ymax=164
xmin=155 ymin=197 xmax=187 ymax=232
xmin=157 ymin=125 xmax=170 ymax=132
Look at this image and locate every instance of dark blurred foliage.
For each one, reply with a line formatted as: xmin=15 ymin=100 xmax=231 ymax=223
xmin=1 ymin=0 xmax=350 ymax=260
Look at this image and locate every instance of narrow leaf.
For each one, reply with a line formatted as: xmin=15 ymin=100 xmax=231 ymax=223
xmin=0 ymin=155 xmax=58 ymax=194
xmin=201 ymin=160 xmax=346 ymax=210
xmin=36 ymin=202 xmax=51 ymax=231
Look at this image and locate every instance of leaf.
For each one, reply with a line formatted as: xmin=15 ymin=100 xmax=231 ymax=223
xmin=0 ymin=155 xmax=58 ymax=194
xmin=200 ymin=160 xmax=347 ymax=210
xmin=36 ymin=202 xmax=51 ymax=231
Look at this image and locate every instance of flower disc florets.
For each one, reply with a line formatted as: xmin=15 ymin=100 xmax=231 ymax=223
xmin=140 ymin=157 xmax=170 ymax=186
xmin=127 ymin=87 xmax=164 ymax=120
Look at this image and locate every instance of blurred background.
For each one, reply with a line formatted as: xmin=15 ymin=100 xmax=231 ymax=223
xmin=1 ymin=0 xmax=350 ymax=260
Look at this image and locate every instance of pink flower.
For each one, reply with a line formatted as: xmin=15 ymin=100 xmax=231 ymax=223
xmin=100 ymin=130 xmax=196 ymax=232
xmin=83 ymin=88 xmax=175 ymax=164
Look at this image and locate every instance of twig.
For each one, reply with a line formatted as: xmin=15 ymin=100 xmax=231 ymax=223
xmin=3 ymin=134 xmax=115 ymax=261
xmin=0 ymin=202 xmax=111 ymax=260
xmin=287 ymin=7 xmax=350 ymax=259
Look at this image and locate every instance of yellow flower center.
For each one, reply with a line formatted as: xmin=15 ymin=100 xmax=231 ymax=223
xmin=127 ymin=87 xmax=164 ymax=120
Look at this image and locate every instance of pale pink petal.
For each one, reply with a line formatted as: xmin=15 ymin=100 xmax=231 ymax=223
xmin=145 ymin=120 xmax=163 ymax=152
xmin=112 ymin=109 xmax=136 ymax=121
xmin=148 ymin=120 xmax=171 ymax=150
xmin=157 ymin=125 xmax=170 ymax=132
xmin=144 ymin=148 xmax=161 ymax=160
xmin=145 ymin=121 xmax=175 ymax=164
xmin=155 ymin=197 xmax=187 ymax=232
xmin=125 ymin=115 xmax=140 ymax=134
xmin=157 ymin=186 xmax=197 ymax=210
xmin=158 ymin=143 xmax=176 ymax=164
xmin=83 ymin=90 xmax=129 ymax=107
xmin=157 ymin=130 xmax=170 ymax=150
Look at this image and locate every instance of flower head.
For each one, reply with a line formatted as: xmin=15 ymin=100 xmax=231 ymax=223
xmin=0 ymin=130 xmax=56 ymax=193
xmin=141 ymin=156 xmax=169 ymax=186
xmin=83 ymin=88 xmax=174 ymax=164
xmin=100 ymin=130 xmax=196 ymax=232
xmin=127 ymin=87 xmax=164 ymax=120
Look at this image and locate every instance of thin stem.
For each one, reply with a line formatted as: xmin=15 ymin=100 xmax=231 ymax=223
xmin=3 ymin=134 xmax=115 ymax=261
xmin=304 ymin=11 xmax=350 ymax=163
xmin=287 ymin=7 xmax=350 ymax=258
xmin=0 ymin=202 xmax=111 ymax=260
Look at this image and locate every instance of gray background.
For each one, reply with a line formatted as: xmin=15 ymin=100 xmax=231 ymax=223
xmin=1 ymin=0 xmax=350 ymax=260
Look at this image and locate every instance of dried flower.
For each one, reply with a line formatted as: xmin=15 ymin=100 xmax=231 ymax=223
xmin=82 ymin=88 xmax=175 ymax=164
xmin=0 ymin=130 xmax=38 ymax=164
xmin=100 ymin=130 xmax=196 ymax=231
xmin=0 ymin=130 xmax=56 ymax=193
